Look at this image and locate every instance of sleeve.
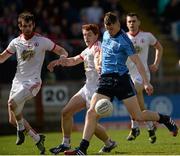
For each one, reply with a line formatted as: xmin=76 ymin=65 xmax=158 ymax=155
xmin=79 ymin=49 xmax=87 ymax=60
xmin=43 ymin=37 xmax=56 ymax=51
xmin=6 ymin=39 xmax=16 ymax=54
xmin=148 ymin=32 xmax=157 ymax=46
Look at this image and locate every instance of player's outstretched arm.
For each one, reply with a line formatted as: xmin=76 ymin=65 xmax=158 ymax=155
xmin=52 ymin=45 xmax=69 ymax=58
xmin=0 ymin=50 xmax=12 ymax=63
xmin=47 ymin=55 xmax=83 ymax=72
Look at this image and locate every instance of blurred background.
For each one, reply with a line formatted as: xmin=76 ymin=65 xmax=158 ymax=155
xmin=0 ymin=0 xmax=180 ymax=134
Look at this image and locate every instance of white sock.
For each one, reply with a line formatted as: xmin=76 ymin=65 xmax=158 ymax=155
xmin=145 ymin=121 xmax=154 ymax=130
xmin=131 ymin=120 xmax=139 ymax=129
xmin=62 ymin=137 xmax=70 ymax=147
xmin=104 ymin=138 xmax=113 ymax=147
xmin=27 ymin=129 xmax=40 ymax=143
xmin=16 ymin=119 xmax=25 ymax=131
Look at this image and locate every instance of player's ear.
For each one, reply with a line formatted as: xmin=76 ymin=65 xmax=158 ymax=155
xmin=117 ymin=21 xmax=120 ymax=27
xmin=138 ymin=20 xmax=141 ymax=26
xmin=18 ymin=24 xmax=22 ymax=31
xmin=33 ymin=22 xmax=35 ymax=28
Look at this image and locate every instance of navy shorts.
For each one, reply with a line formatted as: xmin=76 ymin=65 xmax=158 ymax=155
xmin=96 ymin=73 xmax=136 ymax=101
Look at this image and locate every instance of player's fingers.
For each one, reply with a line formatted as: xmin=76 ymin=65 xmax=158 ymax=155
xmin=149 ymin=65 xmax=158 ymax=73
xmin=147 ymin=87 xmax=153 ymax=95
xmin=47 ymin=64 xmax=54 ymax=72
xmin=47 ymin=64 xmax=51 ymax=70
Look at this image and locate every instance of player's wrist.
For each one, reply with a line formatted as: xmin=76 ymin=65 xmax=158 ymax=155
xmin=59 ymin=54 xmax=67 ymax=60
xmin=154 ymin=62 xmax=159 ymax=68
xmin=60 ymin=48 xmax=68 ymax=57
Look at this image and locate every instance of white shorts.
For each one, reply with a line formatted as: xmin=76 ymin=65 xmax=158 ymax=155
xmin=131 ymin=72 xmax=150 ymax=84
xmin=78 ymin=83 xmax=97 ymax=108
xmin=9 ymin=77 xmax=41 ymax=106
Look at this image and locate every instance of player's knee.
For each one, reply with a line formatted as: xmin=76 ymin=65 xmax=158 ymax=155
xmin=8 ymin=110 xmax=16 ymax=126
xmin=8 ymin=99 xmax=23 ymax=116
xmin=8 ymin=99 xmax=16 ymax=111
xmin=61 ymin=107 xmax=73 ymax=119
xmin=61 ymin=109 xmax=68 ymax=118
xmin=132 ymin=113 xmax=144 ymax=121
xmin=87 ymin=108 xmax=97 ymax=119
xmin=8 ymin=117 xmax=16 ymax=126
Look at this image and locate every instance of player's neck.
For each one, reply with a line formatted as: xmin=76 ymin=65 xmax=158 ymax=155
xmin=23 ymin=32 xmax=34 ymax=40
xmin=88 ymin=39 xmax=98 ymax=48
xmin=128 ymin=30 xmax=139 ymax=36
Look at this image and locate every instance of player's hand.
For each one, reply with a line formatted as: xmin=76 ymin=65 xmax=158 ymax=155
xmin=57 ymin=57 xmax=68 ymax=66
xmin=47 ymin=60 xmax=59 ymax=72
xmin=144 ymin=82 xmax=153 ymax=96
xmin=149 ymin=64 xmax=158 ymax=73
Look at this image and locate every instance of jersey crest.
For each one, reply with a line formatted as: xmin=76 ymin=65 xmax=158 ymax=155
xmin=21 ymin=49 xmax=35 ymax=61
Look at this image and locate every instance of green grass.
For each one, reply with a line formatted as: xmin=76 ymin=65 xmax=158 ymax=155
xmin=0 ymin=128 xmax=179 ymax=155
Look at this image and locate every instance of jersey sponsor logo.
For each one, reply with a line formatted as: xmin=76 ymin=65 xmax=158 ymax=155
xmin=134 ymin=45 xmax=142 ymax=54
xmin=21 ymin=49 xmax=35 ymax=61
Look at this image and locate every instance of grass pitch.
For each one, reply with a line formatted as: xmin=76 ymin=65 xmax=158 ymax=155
xmin=0 ymin=128 xmax=179 ymax=155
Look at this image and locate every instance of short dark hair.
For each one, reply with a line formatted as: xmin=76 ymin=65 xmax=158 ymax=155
xmin=18 ymin=11 xmax=35 ymax=26
xmin=82 ymin=24 xmax=100 ymax=36
xmin=126 ymin=12 xmax=140 ymax=20
xmin=104 ymin=12 xmax=119 ymax=25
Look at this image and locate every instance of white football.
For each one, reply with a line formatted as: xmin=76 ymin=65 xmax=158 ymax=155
xmin=95 ymin=99 xmax=113 ymax=117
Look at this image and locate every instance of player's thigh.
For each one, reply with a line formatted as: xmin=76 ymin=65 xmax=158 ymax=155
xmin=63 ymin=93 xmax=86 ymax=114
xmin=90 ymin=93 xmax=110 ymax=110
xmin=123 ymin=95 xmax=142 ymax=120
xmin=10 ymin=87 xmax=33 ymax=106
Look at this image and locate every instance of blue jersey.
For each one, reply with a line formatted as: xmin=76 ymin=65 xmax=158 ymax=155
xmin=101 ymin=29 xmax=135 ymax=75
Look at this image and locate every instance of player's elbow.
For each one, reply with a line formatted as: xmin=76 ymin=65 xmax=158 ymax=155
xmin=0 ymin=56 xmax=6 ymax=63
xmin=0 ymin=60 xmax=5 ymax=63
